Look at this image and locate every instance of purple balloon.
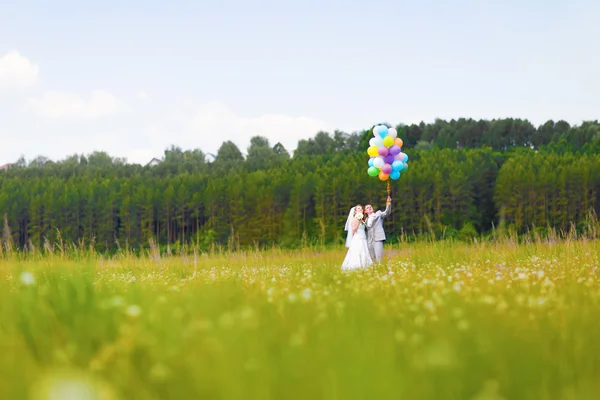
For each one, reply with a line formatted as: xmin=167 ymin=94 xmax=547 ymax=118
xmin=384 ymin=154 xmax=395 ymax=164
xmin=382 ymin=163 xmax=392 ymax=175
xmin=378 ymin=146 xmax=389 ymax=157
xmin=389 ymin=145 xmax=401 ymax=156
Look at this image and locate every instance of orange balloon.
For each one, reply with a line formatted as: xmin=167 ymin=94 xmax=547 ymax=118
xmin=394 ymin=138 xmax=403 ymax=147
xmin=378 ymin=171 xmax=389 ymax=181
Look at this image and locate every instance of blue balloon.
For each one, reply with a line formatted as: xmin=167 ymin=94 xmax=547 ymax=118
xmin=378 ymin=125 xmax=389 ymax=138
xmin=390 ymin=171 xmax=401 ymax=180
xmin=368 ymin=158 xmax=375 ymax=167
xmin=392 ymin=160 xmax=403 ymax=171
xmin=403 ymin=153 xmax=409 ymax=162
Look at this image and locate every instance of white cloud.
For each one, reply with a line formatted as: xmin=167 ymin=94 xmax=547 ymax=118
xmin=137 ymin=91 xmax=151 ymax=102
xmin=28 ymin=89 xmax=119 ymax=118
xmin=0 ymin=50 xmax=39 ymax=91
xmin=189 ymin=102 xmax=330 ymax=154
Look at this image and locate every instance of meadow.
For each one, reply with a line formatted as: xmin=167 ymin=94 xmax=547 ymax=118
xmin=1 ymin=238 xmax=599 ymax=400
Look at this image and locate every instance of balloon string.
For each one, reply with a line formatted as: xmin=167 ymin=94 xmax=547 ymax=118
xmin=387 ymin=181 xmax=390 ymax=196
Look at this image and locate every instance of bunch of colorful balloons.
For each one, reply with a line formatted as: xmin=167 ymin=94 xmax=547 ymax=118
xmin=367 ymin=124 xmax=409 ymax=181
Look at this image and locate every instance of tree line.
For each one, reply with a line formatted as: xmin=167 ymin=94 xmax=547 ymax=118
xmin=1 ymin=118 xmax=599 ymax=252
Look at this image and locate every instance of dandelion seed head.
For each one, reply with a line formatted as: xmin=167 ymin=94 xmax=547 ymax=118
xmin=20 ymin=271 xmax=35 ymax=285
xmin=125 ymin=305 xmax=141 ymax=317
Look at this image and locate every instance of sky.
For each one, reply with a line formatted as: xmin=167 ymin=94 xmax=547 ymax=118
xmin=1 ymin=0 xmax=598 ymax=165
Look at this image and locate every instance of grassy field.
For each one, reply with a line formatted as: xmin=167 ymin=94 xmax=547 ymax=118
xmin=1 ymin=239 xmax=599 ymax=400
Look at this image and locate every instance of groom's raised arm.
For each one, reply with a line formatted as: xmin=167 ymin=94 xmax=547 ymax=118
xmin=381 ymin=197 xmax=392 ymax=218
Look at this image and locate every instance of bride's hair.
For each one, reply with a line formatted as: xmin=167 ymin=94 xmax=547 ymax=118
xmin=354 ymin=204 xmax=367 ymax=223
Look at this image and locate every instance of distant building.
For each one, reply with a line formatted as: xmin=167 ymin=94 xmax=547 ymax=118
xmin=146 ymin=158 xmax=163 ymax=167
xmin=0 ymin=163 xmax=14 ymax=171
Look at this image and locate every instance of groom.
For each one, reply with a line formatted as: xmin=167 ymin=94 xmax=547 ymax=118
xmin=365 ymin=196 xmax=392 ymax=263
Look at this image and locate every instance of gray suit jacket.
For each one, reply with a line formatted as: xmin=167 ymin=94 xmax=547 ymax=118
xmin=366 ymin=203 xmax=391 ymax=243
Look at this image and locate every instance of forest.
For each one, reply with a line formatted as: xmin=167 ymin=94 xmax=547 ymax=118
xmin=1 ymin=117 xmax=599 ymax=252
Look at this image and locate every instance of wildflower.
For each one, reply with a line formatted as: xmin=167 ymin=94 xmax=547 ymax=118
xmin=125 ymin=305 xmax=141 ymax=318
xmin=109 ymin=296 xmax=124 ymax=308
xmin=537 ymin=297 xmax=547 ymax=307
xmin=31 ymin=370 xmax=115 ymax=400
xmin=423 ymin=300 xmax=435 ymax=312
xmin=20 ymin=271 xmax=35 ymax=286
xmin=536 ymin=270 xmax=545 ymax=279
xmin=301 ymin=288 xmax=312 ymax=301
xmin=496 ymin=300 xmax=508 ymax=312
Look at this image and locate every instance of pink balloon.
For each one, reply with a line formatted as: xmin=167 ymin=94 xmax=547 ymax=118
xmin=378 ymin=146 xmax=389 ymax=157
xmin=382 ymin=164 xmax=392 ymax=175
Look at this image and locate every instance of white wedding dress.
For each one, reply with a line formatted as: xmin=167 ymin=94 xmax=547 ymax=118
xmin=342 ymin=223 xmax=373 ymax=271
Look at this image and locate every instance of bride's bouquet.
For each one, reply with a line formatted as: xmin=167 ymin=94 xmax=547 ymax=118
xmin=354 ymin=212 xmax=365 ymax=223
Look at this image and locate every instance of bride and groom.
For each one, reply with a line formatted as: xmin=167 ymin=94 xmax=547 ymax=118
xmin=341 ymin=197 xmax=392 ymax=271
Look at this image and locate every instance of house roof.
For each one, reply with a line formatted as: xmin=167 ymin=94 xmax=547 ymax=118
xmin=145 ymin=158 xmax=163 ymax=167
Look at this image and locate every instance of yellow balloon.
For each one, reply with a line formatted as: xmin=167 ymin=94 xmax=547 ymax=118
xmin=383 ymin=136 xmax=394 ymax=148
xmin=367 ymin=145 xmax=378 ymax=157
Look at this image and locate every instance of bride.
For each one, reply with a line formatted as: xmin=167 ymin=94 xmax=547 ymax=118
xmin=341 ymin=205 xmax=373 ymax=271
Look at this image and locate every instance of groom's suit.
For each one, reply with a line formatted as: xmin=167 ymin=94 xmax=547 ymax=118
xmin=366 ymin=203 xmax=391 ymax=263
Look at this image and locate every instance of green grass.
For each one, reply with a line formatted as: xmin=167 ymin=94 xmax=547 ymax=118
xmin=1 ymin=239 xmax=600 ymax=399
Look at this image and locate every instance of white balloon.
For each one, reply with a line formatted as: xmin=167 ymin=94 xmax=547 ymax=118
xmin=374 ymin=157 xmax=385 ymax=168
xmin=388 ymin=128 xmax=397 ymax=138
xmin=369 ymin=138 xmax=376 ymax=146
xmin=372 ymin=126 xmax=380 ymax=137
xmin=374 ymin=137 xmax=384 ymax=147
